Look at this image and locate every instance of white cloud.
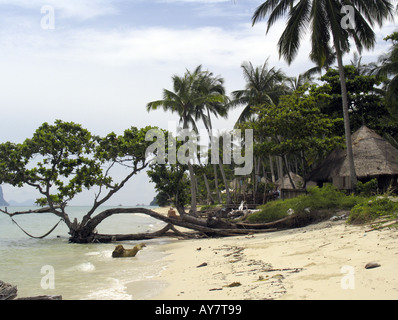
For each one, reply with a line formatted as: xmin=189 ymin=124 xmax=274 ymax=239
xmin=0 ymin=0 xmax=118 ymax=20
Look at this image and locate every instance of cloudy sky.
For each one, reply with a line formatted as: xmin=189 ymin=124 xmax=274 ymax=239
xmin=0 ymin=0 xmax=396 ymax=206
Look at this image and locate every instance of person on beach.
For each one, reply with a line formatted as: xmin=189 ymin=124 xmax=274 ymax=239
xmin=168 ymin=207 xmax=177 ymax=218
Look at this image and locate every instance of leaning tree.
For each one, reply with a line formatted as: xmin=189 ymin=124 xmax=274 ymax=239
xmin=0 ymin=120 xmax=167 ymax=243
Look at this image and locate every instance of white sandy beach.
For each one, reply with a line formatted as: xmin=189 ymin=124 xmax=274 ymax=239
xmin=150 ymin=208 xmax=398 ymax=300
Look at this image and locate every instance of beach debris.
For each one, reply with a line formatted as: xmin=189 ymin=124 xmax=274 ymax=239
xmin=330 ymin=213 xmax=348 ymax=221
xmin=1 ymin=280 xmax=62 ymax=300
xmin=365 ymin=262 xmax=381 ymax=269
xmin=0 ymin=280 xmax=17 ymax=300
xmin=271 ymin=274 xmax=284 ymax=280
xmin=227 ymin=201 xmax=260 ymax=219
xmin=209 ymin=288 xmax=223 ymax=291
xmin=112 ymin=243 xmax=146 ymax=258
xmin=196 ymin=247 xmax=202 ymax=251
xmin=256 ymin=275 xmax=270 ymax=282
xmin=223 ymin=247 xmax=244 ymax=257
xmin=287 ymin=208 xmax=294 ymax=216
xmin=197 ymin=262 xmax=208 ymax=268
xmin=225 ymin=282 xmax=241 ymax=288
xmin=319 ymin=242 xmax=331 ymax=248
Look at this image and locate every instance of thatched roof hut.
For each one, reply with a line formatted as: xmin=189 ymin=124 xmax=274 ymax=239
xmin=276 ymin=172 xmax=304 ymax=189
xmin=307 ymin=126 xmax=398 ymax=189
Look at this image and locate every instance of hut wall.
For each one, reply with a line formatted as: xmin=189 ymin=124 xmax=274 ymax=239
xmin=281 ymin=188 xmax=307 ymax=200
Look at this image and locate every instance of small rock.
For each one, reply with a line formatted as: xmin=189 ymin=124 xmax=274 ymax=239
xmin=365 ymin=262 xmax=381 ymax=269
xmin=271 ymin=274 xmax=284 ymax=280
xmin=225 ymin=282 xmax=241 ymax=288
xmin=197 ymin=262 xmax=208 ymax=268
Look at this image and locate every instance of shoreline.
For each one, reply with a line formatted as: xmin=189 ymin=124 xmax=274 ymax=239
xmin=149 ymin=211 xmax=398 ymax=300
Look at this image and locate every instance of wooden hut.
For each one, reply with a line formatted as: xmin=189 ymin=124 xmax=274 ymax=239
xmin=276 ymin=172 xmax=304 ymax=189
xmin=307 ymin=126 xmax=398 ymax=191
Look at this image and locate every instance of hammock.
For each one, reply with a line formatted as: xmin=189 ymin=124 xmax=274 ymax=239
xmin=10 ymin=217 xmax=64 ymax=239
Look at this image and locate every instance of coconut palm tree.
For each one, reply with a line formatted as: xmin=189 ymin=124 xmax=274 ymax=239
xmin=230 ymin=59 xmax=290 ymax=126
xmin=252 ymin=0 xmax=395 ymax=188
xmin=146 ymin=66 xmax=227 ymax=214
xmin=191 ymin=68 xmax=233 ymax=204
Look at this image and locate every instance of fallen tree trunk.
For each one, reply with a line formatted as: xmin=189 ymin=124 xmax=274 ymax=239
xmin=87 ymin=207 xmax=279 ymax=242
xmin=95 ymin=223 xmax=198 ymax=242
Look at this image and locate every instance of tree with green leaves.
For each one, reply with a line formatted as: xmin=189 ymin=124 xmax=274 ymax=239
xmin=252 ymin=0 xmax=395 ymax=189
xmin=315 ymin=65 xmax=397 ymax=138
xmin=147 ymin=162 xmax=190 ymax=211
xmin=246 ymin=85 xmax=343 ymax=188
xmin=0 ymin=120 xmax=161 ymax=243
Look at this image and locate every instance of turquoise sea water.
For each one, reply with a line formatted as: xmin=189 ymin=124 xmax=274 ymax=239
xmin=0 ymin=206 xmax=171 ymax=300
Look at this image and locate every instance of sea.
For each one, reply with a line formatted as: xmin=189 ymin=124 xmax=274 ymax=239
xmin=0 ymin=206 xmax=173 ymax=300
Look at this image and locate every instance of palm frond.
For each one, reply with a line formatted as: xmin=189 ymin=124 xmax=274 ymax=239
xmin=277 ymin=0 xmax=311 ymax=64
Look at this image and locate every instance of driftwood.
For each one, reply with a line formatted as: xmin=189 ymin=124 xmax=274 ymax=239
xmin=0 ymin=281 xmax=17 ymax=300
xmin=15 ymin=295 xmax=62 ymax=300
xmin=0 ymin=280 xmax=62 ymax=301
xmin=95 ymin=223 xmax=198 ymax=242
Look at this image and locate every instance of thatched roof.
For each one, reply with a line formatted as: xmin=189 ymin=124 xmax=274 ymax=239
xmin=276 ymin=172 xmax=304 ymax=189
xmin=307 ymin=126 xmax=398 ymax=182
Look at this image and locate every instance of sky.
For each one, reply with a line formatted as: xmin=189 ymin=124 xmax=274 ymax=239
xmin=0 ymin=0 xmax=396 ymax=206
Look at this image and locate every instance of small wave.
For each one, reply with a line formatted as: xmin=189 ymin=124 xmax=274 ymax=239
xmin=85 ymin=251 xmax=100 ymax=256
xmin=86 ymin=278 xmax=132 ymax=300
xmin=67 ymin=262 xmax=96 ymax=272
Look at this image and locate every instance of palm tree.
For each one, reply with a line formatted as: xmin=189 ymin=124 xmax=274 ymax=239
xmin=191 ymin=68 xmax=233 ymax=204
xmin=374 ymin=33 xmax=398 ymax=116
xmin=147 ymin=66 xmax=227 ymax=214
xmin=230 ymin=59 xmax=290 ymax=125
xmin=252 ymin=0 xmax=395 ymax=189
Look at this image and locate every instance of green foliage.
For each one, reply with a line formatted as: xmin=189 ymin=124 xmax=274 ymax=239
xmin=247 ymin=184 xmax=364 ymax=224
xmin=348 ymin=196 xmax=398 ymax=224
xmin=247 ymin=198 xmax=297 ymax=223
xmin=355 ymin=179 xmax=378 ymax=197
xmin=315 ymin=65 xmax=395 ymax=137
xmin=246 ymin=85 xmax=343 ymax=182
xmin=147 ymin=162 xmax=190 ymax=208
xmin=0 ymin=120 xmax=158 ymax=208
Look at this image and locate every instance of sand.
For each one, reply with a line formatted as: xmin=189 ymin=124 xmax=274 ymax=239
xmin=150 ymin=209 xmax=398 ymax=300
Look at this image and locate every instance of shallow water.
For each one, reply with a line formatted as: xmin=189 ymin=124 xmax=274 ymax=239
xmin=0 ymin=206 xmax=171 ymax=300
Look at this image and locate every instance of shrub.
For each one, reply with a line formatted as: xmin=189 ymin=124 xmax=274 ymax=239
xmin=247 ymin=197 xmax=301 ymax=223
xmin=355 ymin=179 xmax=378 ymax=197
xmin=348 ymin=196 xmax=398 ymax=224
xmin=247 ymin=184 xmax=365 ymax=224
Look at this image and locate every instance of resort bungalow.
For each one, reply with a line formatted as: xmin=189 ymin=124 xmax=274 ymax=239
xmin=307 ymin=126 xmax=398 ymax=192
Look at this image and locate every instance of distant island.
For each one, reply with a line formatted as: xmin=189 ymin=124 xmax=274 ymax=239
xmin=0 ymin=186 xmax=9 ymax=206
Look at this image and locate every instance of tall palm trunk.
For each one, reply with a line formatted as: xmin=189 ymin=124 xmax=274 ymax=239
xmin=203 ymin=173 xmax=214 ymax=205
xmin=213 ymin=164 xmax=222 ymax=203
xmin=335 ymin=44 xmax=358 ymax=189
xmin=182 ymin=117 xmax=198 ymax=216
